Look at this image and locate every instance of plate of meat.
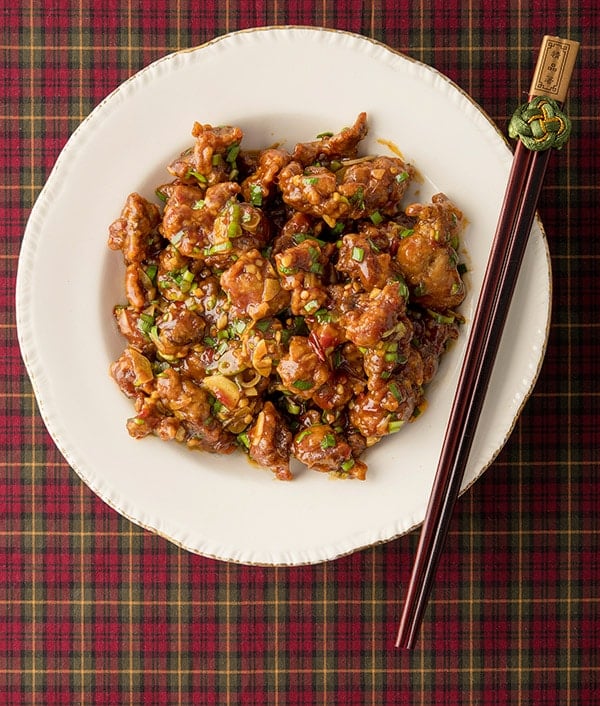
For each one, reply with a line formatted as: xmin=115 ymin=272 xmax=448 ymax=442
xmin=16 ymin=27 xmax=551 ymax=565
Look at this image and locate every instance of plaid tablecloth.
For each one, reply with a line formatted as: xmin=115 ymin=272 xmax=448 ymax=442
xmin=2 ymin=1 xmax=598 ymax=704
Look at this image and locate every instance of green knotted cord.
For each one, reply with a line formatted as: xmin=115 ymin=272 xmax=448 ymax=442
xmin=508 ymin=96 xmax=572 ymax=151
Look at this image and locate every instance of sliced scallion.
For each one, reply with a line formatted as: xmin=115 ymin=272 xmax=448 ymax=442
xmin=320 ymin=433 xmax=336 ymax=450
xmin=388 ymin=419 xmax=404 ymax=434
xmin=351 ymin=246 xmax=365 ymax=262
xmin=249 ymin=184 xmax=263 ymax=206
xmin=186 ymin=169 xmax=207 ymax=183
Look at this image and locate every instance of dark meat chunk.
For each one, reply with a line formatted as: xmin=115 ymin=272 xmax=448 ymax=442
xmin=124 ymin=262 xmax=157 ymax=309
xmin=335 ymin=232 xmax=392 ymax=290
xmin=278 ymin=163 xmax=344 ymax=227
xmin=412 ymin=314 xmax=459 ymax=384
xmin=396 ymin=193 xmax=465 ymax=311
xmin=109 ymin=194 xmax=162 ymax=308
xmin=271 ymin=212 xmax=318 ymax=255
xmin=274 ymin=239 xmax=331 ymax=317
xmin=168 ymin=122 xmax=243 ymax=187
xmin=340 ymin=280 xmax=408 ymax=348
xmin=220 ymin=249 xmax=290 ymax=321
xmin=108 ymin=192 xmax=161 ymax=264
xmin=161 ymin=182 xmax=270 ymax=266
xmin=292 ymin=112 xmax=368 ymax=166
xmin=113 ymin=306 xmax=154 ymax=355
xmin=154 ymin=367 xmax=236 ymax=453
xmin=279 ymin=156 xmax=413 ymax=226
xmin=310 ymin=371 xmax=355 ymax=411
xmin=241 ymin=148 xmax=291 ymax=205
xmin=292 ymin=423 xmax=366 ymax=479
xmin=160 ymin=182 xmax=238 ymax=257
xmin=276 ymin=336 xmax=331 ymax=401
xmin=336 ymin=156 xmax=414 ymax=217
xmin=110 ymin=347 xmax=154 ymax=399
xmin=348 ymin=376 xmax=420 ymax=444
xmin=247 ymin=401 xmax=293 ymax=480
xmin=155 ymin=301 xmax=205 ymax=351
xmin=361 ymin=327 xmax=414 ymax=391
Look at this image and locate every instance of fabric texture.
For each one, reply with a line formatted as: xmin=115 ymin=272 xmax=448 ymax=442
xmin=2 ymin=1 xmax=598 ymax=703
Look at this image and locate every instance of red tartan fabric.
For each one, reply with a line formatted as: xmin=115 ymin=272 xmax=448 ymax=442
xmin=2 ymin=1 xmax=599 ymax=704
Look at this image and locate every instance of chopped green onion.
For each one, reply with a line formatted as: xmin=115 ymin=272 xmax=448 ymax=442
xmin=395 ymin=277 xmax=410 ymax=300
xmin=351 ymin=186 xmax=365 ymax=209
xmin=331 ymin=222 xmax=344 ymax=236
xmin=395 ymin=171 xmax=410 ymax=183
xmin=249 ymin=184 xmax=263 ymax=206
xmin=212 ymin=399 xmax=225 ymax=414
xmin=303 ymin=176 xmax=319 ymax=186
xmin=458 ymin=263 xmax=468 ymax=276
xmin=237 ymin=432 xmax=250 ymax=449
xmin=388 ymin=419 xmax=404 ymax=433
xmin=295 ymin=427 xmax=313 ymax=442
xmin=388 ymin=382 xmax=405 ymax=403
xmin=450 ymin=282 xmax=463 ymax=296
xmin=285 ymin=399 xmax=301 ymax=415
xmin=427 ymin=309 xmax=455 ymax=324
xmin=228 ymin=222 xmax=243 ymax=239
xmin=316 ymin=131 xmax=334 ymax=138
xmin=320 ymin=433 xmax=336 ymax=450
xmin=292 ymin=232 xmax=326 ymax=247
xmin=370 ymin=210 xmax=383 ymax=225
xmin=278 ymin=265 xmax=298 ymax=276
xmin=293 ymin=379 xmax=314 ymax=391
xmin=315 ymin=309 xmax=333 ymax=324
xmin=137 ymin=313 xmax=155 ymax=335
xmin=204 ymin=241 xmax=233 ymax=256
xmin=155 ymin=188 xmax=168 ymax=203
xmin=351 ymin=246 xmax=365 ymax=262
xmin=192 ymin=199 xmax=205 ymax=210
xmin=226 ymin=144 xmax=240 ymax=163
xmin=186 ymin=169 xmax=207 ymax=183
xmin=144 ymin=264 xmax=157 ymax=282
xmin=212 ymin=154 xmax=223 ymax=166
xmin=399 ymin=228 xmax=414 ymax=239
xmin=304 ymin=299 xmax=320 ymax=314
xmin=231 ymin=319 xmax=247 ymax=335
xmin=171 ymin=230 xmax=184 ymax=246
xmin=340 ymin=458 xmax=355 ymax=472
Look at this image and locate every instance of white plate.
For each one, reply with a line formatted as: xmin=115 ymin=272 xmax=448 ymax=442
xmin=16 ymin=27 xmax=551 ymax=566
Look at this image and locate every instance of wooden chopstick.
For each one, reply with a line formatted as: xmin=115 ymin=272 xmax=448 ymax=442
xmin=395 ymin=36 xmax=579 ymax=650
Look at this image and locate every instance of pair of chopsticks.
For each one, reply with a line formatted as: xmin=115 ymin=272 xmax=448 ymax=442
xmin=396 ymin=35 xmax=579 ymax=650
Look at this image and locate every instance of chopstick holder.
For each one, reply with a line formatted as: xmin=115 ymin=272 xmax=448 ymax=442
xmin=396 ymin=36 xmax=580 ymax=650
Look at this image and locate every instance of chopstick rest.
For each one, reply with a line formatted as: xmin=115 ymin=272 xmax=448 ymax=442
xmin=395 ymin=35 xmax=579 ymax=651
